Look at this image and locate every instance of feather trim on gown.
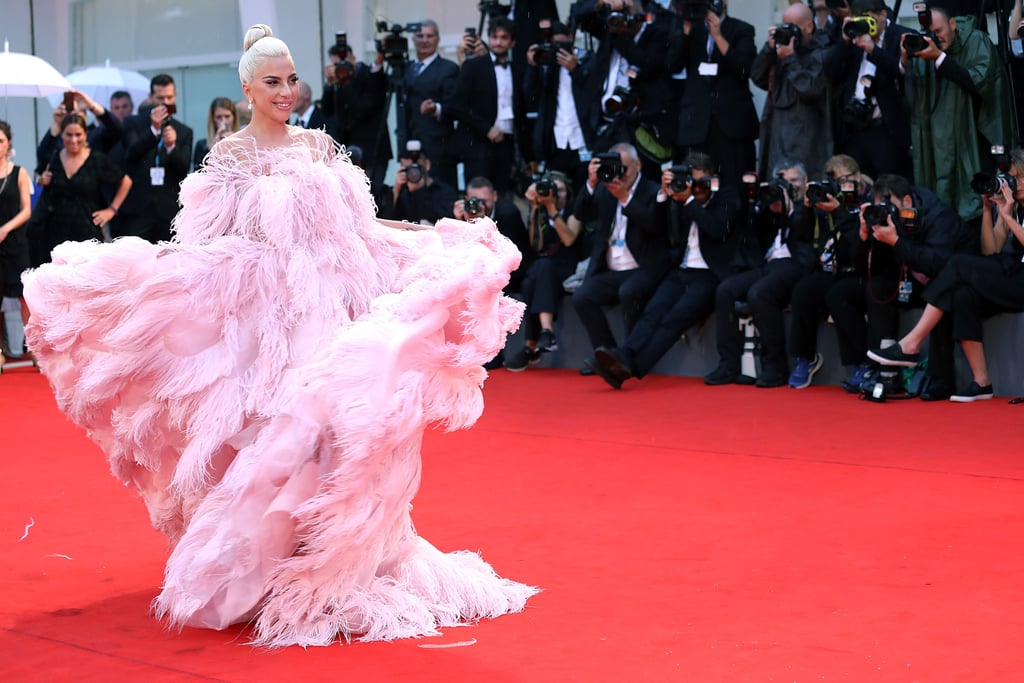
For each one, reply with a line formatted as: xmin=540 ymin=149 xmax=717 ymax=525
xmin=22 ymin=129 xmax=537 ymax=647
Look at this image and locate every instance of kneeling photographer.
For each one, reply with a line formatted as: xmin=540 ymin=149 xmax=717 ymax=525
xmin=828 ymin=174 xmax=977 ymax=399
xmin=704 ymin=160 xmax=817 ymax=388
xmin=453 ymin=175 xmax=530 ymax=293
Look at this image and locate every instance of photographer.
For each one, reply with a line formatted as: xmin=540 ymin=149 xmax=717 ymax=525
xmin=869 ymin=149 xmax=1024 ymax=401
xmin=787 ymin=154 xmax=871 ymax=389
xmin=571 ymin=142 xmax=670 ymax=372
xmin=192 ymin=97 xmax=239 ymax=171
xmin=751 ymin=2 xmax=833 ymax=179
xmin=587 ymin=152 xmax=742 ymax=389
xmin=829 ymin=0 xmax=913 ymax=180
xmin=827 ymin=174 xmax=976 ymax=399
xmin=329 ymin=42 xmax=392 ymax=188
xmin=811 ymin=0 xmax=852 ymax=45
xmin=453 ymin=175 xmax=531 ymax=292
xmin=704 ymin=160 xmax=816 ymax=387
xmin=902 ymin=6 xmax=1015 ymax=222
xmin=665 ymin=0 xmax=760 ymax=191
xmin=524 ymin=20 xmax=594 ymax=191
xmin=378 ymin=143 xmax=458 ymax=226
xmin=504 ymin=172 xmax=584 ymax=371
xmin=36 ymin=89 xmax=125 ymax=173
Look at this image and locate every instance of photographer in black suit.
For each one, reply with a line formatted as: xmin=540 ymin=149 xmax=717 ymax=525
xmin=453 ymin=175 xmax=531 ymax=293
xmin=571 ymin=142 xmax=670 ymax=367
xmin=378 ymin=142 xmax=458 ymax=226
xmin=829 ymin=0 xmax=913 ymax=180
xmin=828 ymin=174 xmax=977 ymax=398
xmin=117 ymin=74 xmax=193 ymax=242
xmin=666 ymin=0 xmax=760 ymax=191
xmin=330 ymin=46 xmax=391 ymax=189
xmin=587 ymin=152 xmax=743 ymax=389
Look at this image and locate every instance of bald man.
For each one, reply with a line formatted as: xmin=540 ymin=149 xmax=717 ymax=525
xmin=292 ymin=80 xmax=336 ymax=139
xmin=751 ymin=1 xmax=832 ymax=178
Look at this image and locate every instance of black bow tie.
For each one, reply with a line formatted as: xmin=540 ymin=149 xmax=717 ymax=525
xmin=495 ymin=60 xmax=509 ymax=69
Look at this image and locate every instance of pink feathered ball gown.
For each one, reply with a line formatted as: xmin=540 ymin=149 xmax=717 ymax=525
xmin=22 ymin=129 xmax=537 ymax=647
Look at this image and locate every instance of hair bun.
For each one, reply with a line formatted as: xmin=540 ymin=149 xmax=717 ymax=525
xmin=243 ymin=24 xmax=274 ymax=52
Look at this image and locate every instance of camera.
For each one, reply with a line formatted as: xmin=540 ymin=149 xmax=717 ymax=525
xmin=376 ymin=21 xmax=420 ymax=72
xmin=606 ymin=11 xmax=648 ymax=35
xmin=534 ymin=173 xmax=554 ymax=197
xmin=603 ymin=85 xmax=634 ymax=116
xmin=862 ymin=201 xmax=900 ymax=227
xmin=843 ymin=96 xmax=875 ymax=128
xmin=669 ymin=164 xmax=693 ymax=193
xmin=902 ymin=30 xmax=935 ymax=55
xmin=533 ymin=40 xmax=574 ymax=66
xmin=843 ymin=15 xmax=879 ymax=40
xmin=806 ymin=178 xmax=842 ymax=205
xmin=773 ymin=23 xmax=802 ymax=49
xmin=596 ymin=152 xmax=627 ymax=182
xmin=971 ymin=171 xmax=1018 ymax=197
xmin=913 ymin=2 xmax=932 ymax=28
xmin=465 ymin=196 xmax=486 ymax=217
xmin=677 ymin=0 xmax=724 ymax=21
xmin=335 ymin=32 xmax=356 ymax=84
xmin=756 ymin=176 xmax=794 ymax=212
xmin=403 ymin=140 xmax=424 ymax=184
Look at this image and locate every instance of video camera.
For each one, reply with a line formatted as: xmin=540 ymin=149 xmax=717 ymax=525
xmin=334 ymin=32 xmax=356 ymax=84
xmin=376 ymin=21 xmax=421 ymax=74
xmin=773 ymin=23 xmax=802 ymax=50
xmin=596 ymin=152 xmax=627 ymax=182
xmin=403 ymin=140 xmax=425 ymax=184
xmin=677 ymin=0 xmax=724 ymax=22
xmin=843 ymin=15 xmax=879 ymax=40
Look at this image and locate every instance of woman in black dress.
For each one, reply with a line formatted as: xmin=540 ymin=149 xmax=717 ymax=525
xmin=33 ymin=113 xmax=132 ymax=261
xmin=0 ymin=120 xmax=33 ymax=366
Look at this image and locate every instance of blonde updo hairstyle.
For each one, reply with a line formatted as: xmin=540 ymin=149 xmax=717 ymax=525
xmin=238 ymin=24 xmax=292 ymax=85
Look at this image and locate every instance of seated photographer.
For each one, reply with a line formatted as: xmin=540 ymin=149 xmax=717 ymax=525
xmin=587 ymin=153 xmax=742 ymax=390
xmin=452 ymin=176 xmax=531 ymax=293
xmin=571 ymin=142 xmax=670 ymax=374
xmin=787 ymin=154 xmax=870 ymax=389
xmin=504 ymin=172 xmax=583 ymax=371
xmin=829 ymin=0 xmax=913 ymax=180
xmin=704 ymin=160 xmax=816 ymax=388
xmin=869 ymin=150 xmax=1024 ymax=401
xmin=827 ymin=173 xmax=976 ymax=399
xmin=377 ymin=142 xmax=458 ymax=226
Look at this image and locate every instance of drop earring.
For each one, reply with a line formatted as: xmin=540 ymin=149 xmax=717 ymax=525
xmin=248 ymin=99 xmax=253 ymax=110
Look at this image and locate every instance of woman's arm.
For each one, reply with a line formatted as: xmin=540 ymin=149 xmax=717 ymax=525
xmin=0 ymin=167 xmax=33 ymax=243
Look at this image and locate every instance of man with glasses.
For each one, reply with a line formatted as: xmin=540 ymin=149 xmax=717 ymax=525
xmin=401 ymin=20 xmax=459 ymax=187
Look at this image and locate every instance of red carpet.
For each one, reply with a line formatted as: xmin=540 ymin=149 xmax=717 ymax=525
xmin=2 ymin=368 xmax=1023 ymax=681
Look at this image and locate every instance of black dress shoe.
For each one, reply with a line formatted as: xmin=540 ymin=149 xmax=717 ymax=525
xmin=585 ymin=357 xmax=623 ymax=390
xmin=594 ymin=347 xmax=633 ymax=382
xmin=755 ymin=372 xmax=788 ymax=388
xmin=920 ymin=377 xmax=952 ymax=402
xmin=704 ymin=365 xmax=739 ymax=386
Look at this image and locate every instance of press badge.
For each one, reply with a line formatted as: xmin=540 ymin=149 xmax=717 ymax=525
xmin=150 ymin=167 xmax=165 ymax=186
xmin=698 ymin=62 xmax=719 ymax=77
xmin=898 ymin=279 xmax=912 ymax=303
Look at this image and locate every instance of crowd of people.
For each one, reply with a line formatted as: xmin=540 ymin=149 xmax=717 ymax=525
xmin=3 ymin=0 xmax=1024 ymax=403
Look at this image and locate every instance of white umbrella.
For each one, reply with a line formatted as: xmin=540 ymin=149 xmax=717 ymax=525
xmin=47 ymin=59 xmax=149 ymax=111
xmin=0 ymin=39 xmax=70 ymax=98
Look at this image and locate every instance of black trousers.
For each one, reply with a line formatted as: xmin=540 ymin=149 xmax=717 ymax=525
xmin=789 ymin=269 xmax=865 ymax=366
xmin=571 ymin=267 xmax=662 ymax=351
xmin=714 ymin=258 xmax=807 ymax=374
xmin=828 ymin=272 xmax=955 ymax=380
xmin=619 ymin=267 xmax=718 ymax=378
xmin=519 ymin=256 xmax=577 ymax=341
xmin=924 ymin=252 xmax=1024 ymax=342
xmin=463 ymin=135 xmax=516 ymax=194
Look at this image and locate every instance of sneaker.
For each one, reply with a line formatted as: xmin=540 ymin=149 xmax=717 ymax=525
xmin=536 ymin=328 xmax=558 ymax=353
xmin=503 ymin=346 xmax=541 ymax=372
xmin=867 ymin=343 xmax=920 ymax=367
xmin=788 ymin=353 xmax=823 ymax=389
xmin=842 ymin=362 xmax=875 ymax=394
xmin=950 ymin=381 xmax=994 ymax=403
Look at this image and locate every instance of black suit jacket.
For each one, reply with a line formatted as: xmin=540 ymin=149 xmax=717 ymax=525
xmin=828 ymin=23 xmax=912 ymax=148
xmin=120 ymin=113 xmax=193 ymax=241
xmin=524 ymin=49 xmax=595 ymax=163
xmin=573 ymin=175 xmax=670 ymax=280
xmin=666 ymin=186 xmax=743 ymax=281
xmin=333 ymin=63 xmax=392 ymax=170
xmin=401 ymin=55 xmax=459 ymax=162
xmin=448 ymin=55 xmax=526 ymax=162
xmin=306 ymin=105 xmax=334 ymax=138
xmin=666 ymin=16 xmax=760 ymax=146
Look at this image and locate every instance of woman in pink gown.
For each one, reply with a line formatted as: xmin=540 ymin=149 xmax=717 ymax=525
xmin=22 ymin=24 xmax=536 ymax=647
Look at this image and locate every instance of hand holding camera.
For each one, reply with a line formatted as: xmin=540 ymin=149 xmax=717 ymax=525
xmin=663 ymin=166 xmax=692 ymax=202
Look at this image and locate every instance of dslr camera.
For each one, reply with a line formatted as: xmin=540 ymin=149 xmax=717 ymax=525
xmin=334 ymin=32 xmax=356 ymax=84
xmin=602 ymin=67 xmax=638 ymax=116
xmin=843 ymin=15 xmax=879 ymax=40
xmin=904 ymin=2 xmax=936 ymax=54
xmin=862 ymin=201 xmax=900 ymax=227
xmin=669 ymin=164 xmax=693 ymax=193
xmin=534 ymin=173 xmax=555 ymax=197
xmin=773 ymin=23 xmax=802 ymax=49
xmin=606 ymin=11 xmax=648 ymax=35
xmin=805 ymin=178 xmax=842 ymax=205
xmin=756 ymin=176 xmax=794 ymax=212
xmin=465 ymin=196 xmax=486 ymax=218
xmin=677 ymin=0 xmax=724 ymax=21
xmin=971 ymin=171 xmax=1018 ymax=197
xmin=403 ymin=140 xmax=425 ymax=184
xmin=596 ymin=152 xmax=627 ymax=183
xmin=533 ymin=39 xmax=574 ymax=66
